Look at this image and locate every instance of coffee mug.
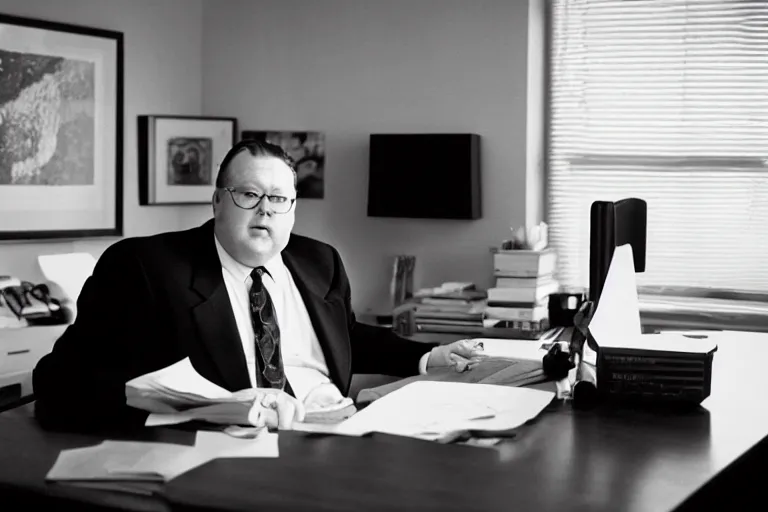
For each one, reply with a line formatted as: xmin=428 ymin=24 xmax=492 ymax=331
xmin=548 ymin=289 xmax=587 ymax=328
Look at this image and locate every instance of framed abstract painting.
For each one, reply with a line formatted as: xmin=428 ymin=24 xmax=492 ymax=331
xmin=0 ymin=13 xmax=123 ymax=241
xmin=139 ymin=115 xmax=237 ymax=205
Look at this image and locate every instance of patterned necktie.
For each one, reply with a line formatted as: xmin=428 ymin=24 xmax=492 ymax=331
xmin=249 ymin=267 xmax=286 ymax=390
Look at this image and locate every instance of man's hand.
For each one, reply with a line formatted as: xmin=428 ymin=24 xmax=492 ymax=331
xmin=427 ymin=339 xmax=486 ymax=373
xmin=222 ymin=388 xmax=305 ymax=429
xmin=248 ymin=388 xmax=306 ymax=429
xmin=303 ymin=382 xmax=345 ymax=412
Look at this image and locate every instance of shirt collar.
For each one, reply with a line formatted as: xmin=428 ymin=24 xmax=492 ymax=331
xmin=214 ymin=234 xmax=283 ymax=285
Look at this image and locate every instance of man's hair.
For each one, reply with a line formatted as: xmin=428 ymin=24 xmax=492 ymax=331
xmin=214 ymin=139 xmax=298 ymax=189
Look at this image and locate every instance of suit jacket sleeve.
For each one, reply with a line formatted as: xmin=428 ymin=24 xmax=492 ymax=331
xmin=32 ymin=241 xmax=167 ymax=432
xmin=333 ymin=248 xmax=438 ymax=377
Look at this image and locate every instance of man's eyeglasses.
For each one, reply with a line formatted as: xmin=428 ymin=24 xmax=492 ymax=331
xmin=221 ymin=187 xmax=296 ymax=214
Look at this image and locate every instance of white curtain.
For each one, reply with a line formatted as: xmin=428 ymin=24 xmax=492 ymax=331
xmin=547 ymin=0 xmax=768 ymax=296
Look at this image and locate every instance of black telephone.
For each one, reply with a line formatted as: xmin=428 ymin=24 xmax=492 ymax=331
xmin=0 ymin=275 xmax=71 ymax=325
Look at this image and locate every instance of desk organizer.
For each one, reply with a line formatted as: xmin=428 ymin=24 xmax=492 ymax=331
xmin=596 ymin=344 xmax=716 ymax=404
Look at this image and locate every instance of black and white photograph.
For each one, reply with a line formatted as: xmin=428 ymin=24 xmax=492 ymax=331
xmin=0 ymin=13 xmax=122 ymax=240
xmin=242 ymin=130 xmax=325 ymax=199
xmin=2 ymin=2 xmax=768 ymax=512
xmin=167 ymin=137 xmax=213 ymax=186
xmin=139 ymin=115 xmax=236 ymax=205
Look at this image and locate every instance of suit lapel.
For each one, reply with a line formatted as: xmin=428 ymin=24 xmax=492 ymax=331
xmin=282 ymin=241 xmax=351 ymax=392
xmin=189 ymin=221 xmax=252 ymax=392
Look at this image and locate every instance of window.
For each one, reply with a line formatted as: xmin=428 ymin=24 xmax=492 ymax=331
xmin=547 ymin=0 xmax=768 ymax=304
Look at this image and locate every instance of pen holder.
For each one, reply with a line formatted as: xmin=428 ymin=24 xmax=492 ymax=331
xmin=549 ymin=289 xmax=587 ymax=328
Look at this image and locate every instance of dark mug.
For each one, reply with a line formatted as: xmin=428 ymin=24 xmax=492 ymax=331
xmin=548 ymin=289 xmax=587 ymax=328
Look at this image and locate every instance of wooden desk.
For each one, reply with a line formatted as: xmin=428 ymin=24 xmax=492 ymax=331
xmin=0 ymin=331 xmax=766 ymax=512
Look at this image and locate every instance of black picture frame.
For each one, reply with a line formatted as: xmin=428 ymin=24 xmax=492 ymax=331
xmin=139 ymin=115 xmax=237 ymax=206
xmin=0 ymin=13 xmax=123 ymax=241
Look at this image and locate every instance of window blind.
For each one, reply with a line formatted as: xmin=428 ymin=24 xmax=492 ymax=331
xmin=547 ymin=0 xmax=768 ymax=295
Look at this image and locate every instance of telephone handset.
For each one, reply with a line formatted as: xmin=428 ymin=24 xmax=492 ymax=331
xmin=0 ymin=275 xmax=70 ymax=326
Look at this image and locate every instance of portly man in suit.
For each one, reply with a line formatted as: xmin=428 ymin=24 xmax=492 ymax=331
xmin=32 ymin=139 xmax=483 ymax=432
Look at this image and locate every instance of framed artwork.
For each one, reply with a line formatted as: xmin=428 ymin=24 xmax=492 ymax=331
xmin=242 ymin=130 xmax=325 ymax=199
xmin=0 ymin=13 xmax=123 ymax=241
xmin=139 ymin=115 xmax=237 ymax=205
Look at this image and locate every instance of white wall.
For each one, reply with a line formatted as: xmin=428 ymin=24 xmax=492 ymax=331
xmin=0 ymin=0 xmax=202 ymax=284
xmin=0 ymin=0 xmax=543 ymax=316
xmin=195 ymin=0 xmax=535 ymax=314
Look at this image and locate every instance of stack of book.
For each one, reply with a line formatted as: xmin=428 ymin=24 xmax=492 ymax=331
xmin=484 ymin=248 xmax=559 ymax=339
xmin=409 ymin=283 xmax=487 ymax=335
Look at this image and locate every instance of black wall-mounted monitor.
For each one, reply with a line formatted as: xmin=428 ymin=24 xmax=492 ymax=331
xmin=367 ymin=133 xmax=481 ymax=220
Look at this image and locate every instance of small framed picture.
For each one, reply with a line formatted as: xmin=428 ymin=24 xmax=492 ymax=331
xmin=242 ymin=130 xmax=325 ymax=199
xmin=138 ymin=115 xmax=237 ymax=205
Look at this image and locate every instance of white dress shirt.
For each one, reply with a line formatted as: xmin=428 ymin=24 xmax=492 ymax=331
xmin=215 ymin=235 xmax=336 ymax=403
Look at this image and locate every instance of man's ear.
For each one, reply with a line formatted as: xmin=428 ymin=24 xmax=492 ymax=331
xmin=212 ymin=190 xmax=220 ymax=214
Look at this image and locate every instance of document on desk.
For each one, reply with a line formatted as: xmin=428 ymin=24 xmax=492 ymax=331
xmin=355 ymin=358 xmax=547 ymax=406
xmin=47 ymin=430 xmax=279 ymax=487
xmin=194 ymin=430 xmax=279 ymax=458
xmin=46 ymin=441 xmax=211 ymax=483
xmin=294 ymin=381 xmax=555 ymax=442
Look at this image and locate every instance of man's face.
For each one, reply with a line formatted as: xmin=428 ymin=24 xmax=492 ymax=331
xmin=213 ymin=152 xmax=297 ymax=267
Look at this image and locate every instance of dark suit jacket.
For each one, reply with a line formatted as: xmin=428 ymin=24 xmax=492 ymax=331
xmin=32 ymin=219 xmax=436 ymax=432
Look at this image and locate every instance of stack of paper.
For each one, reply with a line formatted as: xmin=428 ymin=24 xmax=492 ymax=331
xmin=293 ymin=381 xmax=555 ymax=442
xmin=126 ymin=358 xmax=236 ymax=411
xmin=46 ymin=429 xmax=280 ymax=489
xmin=126 ymin=358 xmax=260 ymax=426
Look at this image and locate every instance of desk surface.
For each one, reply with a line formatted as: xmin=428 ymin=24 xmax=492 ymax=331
xmin=1 ymin=331 xmax=767 ymax=512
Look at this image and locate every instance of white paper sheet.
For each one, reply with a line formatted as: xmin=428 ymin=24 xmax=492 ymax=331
xmin=194 ymin=430 xmax=279 ymax=458
xmin=587 ymin=244 xmax=643 ymax=348
xmin=469 ymin=338 xmax=550 ymax=362
xmin=37 ymin=252 xmax=96 ymax=304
